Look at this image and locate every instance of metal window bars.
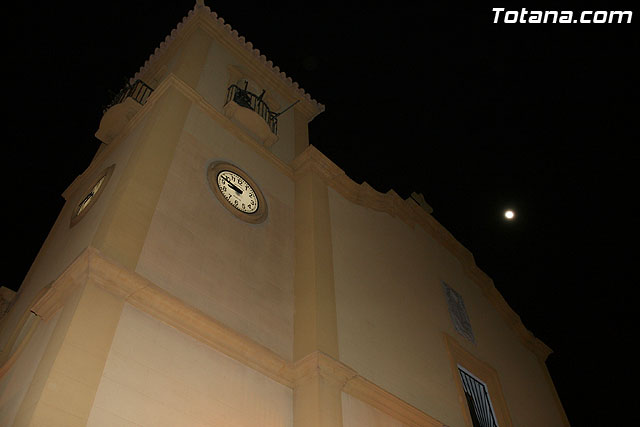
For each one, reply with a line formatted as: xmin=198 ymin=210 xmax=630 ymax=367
xmin=104 ymin=80 xmax=154 ymax=112
xmin=226 ymin=84 xmax=278 ymax=135
xmin=458 ymin=367 xmax=499 ymax=427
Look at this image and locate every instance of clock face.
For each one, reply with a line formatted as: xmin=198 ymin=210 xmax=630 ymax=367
xmin=216 ymin=170 xmax=259 ymax=213
xmin=208 ymin=162 xmax=268 ymax=224
xmin=70 ymin=164 xmax=115 ymax=227
xmin=76 ymin=175 xmax=106 ymax=217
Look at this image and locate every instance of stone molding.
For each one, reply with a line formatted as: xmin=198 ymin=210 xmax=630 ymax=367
xmin=292 ymin=145 xmax=552 ymax=362
xmin=29 ymin=247 xmax=445 ymax=426
xmin=30 ymin=247 xmax=295 ymax=387
xmin=344 ymin=375 xmax=443 ymax=427
xmin=293 ymin=351 xmax=356 ymax=388
xmin=0 ymin=287 xmax=45 ymax=378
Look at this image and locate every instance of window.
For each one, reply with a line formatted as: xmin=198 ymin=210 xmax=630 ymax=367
xmin=458 ymin=365 xmax=499 ymax=427
xmin=443 ymin=333 xmax=513 ymax=427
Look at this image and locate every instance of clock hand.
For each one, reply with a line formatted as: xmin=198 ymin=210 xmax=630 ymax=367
xmin=222 ymin=177 xmax=243 ymax=194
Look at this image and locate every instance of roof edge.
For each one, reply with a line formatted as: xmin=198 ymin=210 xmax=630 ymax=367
xmin=130 ymin=2 xmax=324 ymax=118
xmin=293 ymin=145 xmax=553 ymax=362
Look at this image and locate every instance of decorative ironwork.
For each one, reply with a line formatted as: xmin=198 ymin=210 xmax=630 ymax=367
xmin=226 ymin=83 xmax=279 ymax=135
xmin=459 ymin=367 xmax=499 ymax=427
xmin=104 ymin=80 xmax=154 ymax=112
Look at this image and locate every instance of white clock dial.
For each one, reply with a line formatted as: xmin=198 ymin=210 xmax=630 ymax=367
xmin=208 ymin=162 xmax=267 ymax=224
xmin=216 ymin=170 xmax=259 ymax=213
xmin=76 ymin=175 xmax=106 ymax=217
xmin=70 ymin=164 xmax=115 ymax=227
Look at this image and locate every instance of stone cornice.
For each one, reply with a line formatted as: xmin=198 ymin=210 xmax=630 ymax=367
xmin=131 ymin=3 xmax=324 ymax=121
xmin=294 ymin=351 xmax=357 ymax=387
xmin=294 ymin=351 xmax=444 ymax=426
xmin=292 ymin=145 xmax=553 ymax=363
xmin=30 ymin=247 xmax=445 ymax=426
xmin=31 ymin=254 xmax=89 ymax=320
xmin=344 ymin=375 xmax=443 ymax=427
xmin=31 ymin=247 xmax=296 ymax=387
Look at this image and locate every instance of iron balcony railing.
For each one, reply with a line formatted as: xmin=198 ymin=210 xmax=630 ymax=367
xmin=226 ymin=84 xmax=278 ymax=135
xmin=459 ymin=368 xmax=498 ymax=427
xmin=104 ymin=79 xmax=154 ymax=112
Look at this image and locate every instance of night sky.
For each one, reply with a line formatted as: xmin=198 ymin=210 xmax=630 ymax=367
xmin=2 ymin=1 xmax=637 ymax=424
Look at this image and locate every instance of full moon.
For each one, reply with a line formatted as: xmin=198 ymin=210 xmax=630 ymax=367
xmin=504 ymin=210 xmax=515 ymax=220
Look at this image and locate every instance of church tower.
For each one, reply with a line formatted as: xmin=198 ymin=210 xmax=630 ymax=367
xmin=1 ymin=2 xmax=569 ymax=426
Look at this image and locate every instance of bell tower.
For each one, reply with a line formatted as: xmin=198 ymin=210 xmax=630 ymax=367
xmin=1 ymin=1 xmax=329 ymax=425
xmin=1 ymin=2 xmax=569 ymax=427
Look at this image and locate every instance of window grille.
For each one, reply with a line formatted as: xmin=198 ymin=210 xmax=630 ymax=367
xmin=104 ymin=80 xmax=154 ymax=112
xmin=458 ymin=366 xmax=499 ymax=427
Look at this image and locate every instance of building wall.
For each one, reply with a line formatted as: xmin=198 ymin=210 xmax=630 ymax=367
xmin=0 ymin=311 xmax=60 ymax=426
xmin=135 ymin=104 xmax=295 ymax=361
xmin=88 ymin=303 xmax=293 ymax=426
xmin=132 ymin=28 xmax=299 ymax=362
xmin=329 ymin=187 xmax=564 ymax=426
xmin=342 ymin=392 xmax=408 ymax=427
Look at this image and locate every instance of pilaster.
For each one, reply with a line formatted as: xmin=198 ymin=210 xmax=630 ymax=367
xmin=13 ymin=274 xmax=124 ymax=426
xmin=293 ymin=162 xmax=340 ymax=361
xmin=293 ymin=147 xmax=343 ymax=425
xmin=293 ymin=352 xmax=356 ymax=427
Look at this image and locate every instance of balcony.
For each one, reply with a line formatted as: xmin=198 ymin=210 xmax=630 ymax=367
xmin=95 ymin=80 xmax=154 ymax=144
xmin=223 ymin=84 xmax=278 ymax=147
xmin=104 ymin=80 xmax=154 ymax=112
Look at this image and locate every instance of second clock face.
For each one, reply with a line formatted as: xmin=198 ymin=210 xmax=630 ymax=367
xmin=216 ymin=170 xmax=259 ymax=213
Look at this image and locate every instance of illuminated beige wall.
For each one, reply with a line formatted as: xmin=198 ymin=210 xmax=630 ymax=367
xmin=135 ymin=104 xmax=295 ymax=361
xmin=342 ymin=392 xmax=408 ymax=427
xmin=0 ymin=312 xmax=59 ymax=426
xmin=88 ymin=303 xmax=293 ymax=426
xmin=329 ymin=187 xmax=565 ymax=427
